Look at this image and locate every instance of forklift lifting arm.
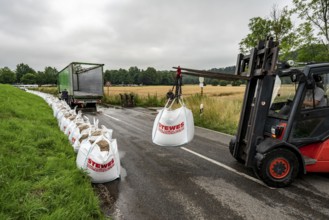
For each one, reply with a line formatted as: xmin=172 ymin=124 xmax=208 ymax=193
xmin=173 ymin=37 xmax=279 ymax=80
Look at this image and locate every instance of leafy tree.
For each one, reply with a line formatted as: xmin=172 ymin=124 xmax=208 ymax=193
xmin=123 ymin=68 xmax=134 ymax=84
xmin=158 ymin=71 xmax=174 ymax=85
xmin=128 ymin=66 xmax=141 ymax=84
xmin=104 ymin=70 xmax=118 ymax=84
xmin=182 ymin=75 xmax=198 ymax=84
xmin=139 ymin=67 xmax=158 ymax=85
xmin=295 ymin=44 xmax=328 ymax=62
xmin=292 ymin=0 xmax=329 ymax=58
xmin=240 ymin=5 xmax=295 ymax=57
xmin=240 ymin=17 xmax=271 ymax=53
xmin=0 ymin=67 xmax=16 ymax=84
xmin=44 ymin=66 xmax=58 ymax=84
xmin=15 ymin=63 xmax=35 ymax=83
xmin=270 ymin=6 xmax=296 ymax=56
xmin=117 ymin=68 xmax=128 ymax=84
xmin=35 ymin=71 xmax=46 ymax=85
xmin=21 ymin=73 xmax=37 ymax=84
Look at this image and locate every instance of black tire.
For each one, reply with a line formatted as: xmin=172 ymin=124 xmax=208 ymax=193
xmin=257 ymin=148 xmax=299 ymax=188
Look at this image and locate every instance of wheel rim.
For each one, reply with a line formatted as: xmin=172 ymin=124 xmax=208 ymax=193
xmin=269 ymin=158 xmax=291 ymax=179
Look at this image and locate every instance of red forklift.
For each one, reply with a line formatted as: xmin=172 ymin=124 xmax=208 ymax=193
xmin=175 ymin=38 xmax=329 ymax=187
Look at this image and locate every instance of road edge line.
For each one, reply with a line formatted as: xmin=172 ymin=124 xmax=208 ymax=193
xmin=181 ymin=147 xmax=274 ymax=189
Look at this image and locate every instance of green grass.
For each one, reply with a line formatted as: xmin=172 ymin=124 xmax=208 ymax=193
xmin=134 ymin=93 xmax=166 ymax=107
xmin=31 ymin=86 xmax=58 ymax=96
xmin=0 ymin=84 xmax=104 ymax=219
xmin=185 ymin=94 xmax=241 ymax=135
xmin=103 ymin=93 xmax=166 ymax=107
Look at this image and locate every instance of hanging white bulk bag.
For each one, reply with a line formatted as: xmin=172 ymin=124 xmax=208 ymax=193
xmin=152 ymin=98 xmax=194 ymax=146
xmin=76 ymin=136 xmax=121 ymax=183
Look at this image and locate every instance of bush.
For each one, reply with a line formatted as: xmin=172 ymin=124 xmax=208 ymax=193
xmin=232 ymin=80 xmax=242 ymax=86
xmin=211 ymin=80 xmax=219 ymax=86
xmin=219 ymin=81 xmax=228 ymax=86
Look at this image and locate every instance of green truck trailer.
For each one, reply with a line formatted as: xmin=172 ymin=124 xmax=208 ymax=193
xmin=57 ymin=62 xmax=104 ymax=112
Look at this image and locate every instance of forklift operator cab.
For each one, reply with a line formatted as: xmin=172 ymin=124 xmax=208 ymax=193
xmin=253 ymin=63 xmax=329 ymax=187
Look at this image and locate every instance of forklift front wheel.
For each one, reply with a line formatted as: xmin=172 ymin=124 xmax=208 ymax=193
xmin=257 ymin=148 xmax=299 ymax=188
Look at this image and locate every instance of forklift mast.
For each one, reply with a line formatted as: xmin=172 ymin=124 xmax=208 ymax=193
xmin=175 ymin=38 xmax=280 ymax=167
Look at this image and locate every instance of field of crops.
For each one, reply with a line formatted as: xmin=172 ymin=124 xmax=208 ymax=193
xmin=104 ymin=85 xmax=245 ymax=100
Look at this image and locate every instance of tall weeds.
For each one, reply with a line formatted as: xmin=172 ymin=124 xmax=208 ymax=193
xmin=185 ymin=94 xmax=241 ymax=135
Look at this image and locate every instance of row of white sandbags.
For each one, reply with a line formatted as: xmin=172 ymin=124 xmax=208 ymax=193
xmin=26 ymin=90 xmax=121 ymax=183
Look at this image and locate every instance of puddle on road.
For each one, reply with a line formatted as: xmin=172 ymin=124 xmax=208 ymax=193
xmin=93 ymin=150 xmax=127 ymax=218
xmin=94 ymin=165 xmax=127 ymax=218
xmin=94 ymin=179 xmax=120 ymax=217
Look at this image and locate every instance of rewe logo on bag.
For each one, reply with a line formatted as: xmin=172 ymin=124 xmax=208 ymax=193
xmin=158 ymin=122 xmax=184 ymax=134
xmin=87 ymin=158 xmax=115 ymax=172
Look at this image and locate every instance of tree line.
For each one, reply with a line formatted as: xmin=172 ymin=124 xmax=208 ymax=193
xmin=0 ymin=64 xmax=58 ymax=85
xmin=0 ymin=63 xmax=238 ymax=86
xmin=103 ymin=66 xmax=238 ymax=86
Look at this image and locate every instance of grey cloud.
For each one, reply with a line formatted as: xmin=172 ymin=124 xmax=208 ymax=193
xmin=0 ymin=0 xmax=290 ymax=71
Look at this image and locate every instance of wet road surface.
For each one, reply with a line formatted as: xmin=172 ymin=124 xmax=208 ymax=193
xmin=86 ymin=106 xmax=329 ymax=220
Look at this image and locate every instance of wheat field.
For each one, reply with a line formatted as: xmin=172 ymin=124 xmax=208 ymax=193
xmin=104 ymin=85 xmax=245 ymax=101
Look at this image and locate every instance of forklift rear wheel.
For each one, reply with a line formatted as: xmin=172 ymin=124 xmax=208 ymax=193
xmin=258 ymin=148 xmax=299 ymax=188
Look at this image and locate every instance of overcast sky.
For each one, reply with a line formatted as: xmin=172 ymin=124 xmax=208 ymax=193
xmin=0 ymin=0 xmax=291 ymax=71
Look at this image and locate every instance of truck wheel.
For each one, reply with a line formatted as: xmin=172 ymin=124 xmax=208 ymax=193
xmin=258 ymin=148 xmax=299 ymax=188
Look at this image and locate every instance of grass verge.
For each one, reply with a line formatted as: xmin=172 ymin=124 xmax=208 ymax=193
xmin=0 ymin=84 xmax=104 ymax=219
xmin=185 ymin=94 xmax=241 ymax=135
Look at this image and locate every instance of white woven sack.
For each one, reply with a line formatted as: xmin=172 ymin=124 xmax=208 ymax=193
xmin=64 ymin=112 xmax=84 ymax=136
xmin=73 ymin=125 xmax=113 ymax=153
xmin=60 ymin=115 xmax=72 ymax=132
xmin=76 ymin=136 xmax=121 ymax=183
xmin=68 ymin=116 xmax=90 ymax=143
xmin=152 ymin=98 xmax=194 ymax=146
xmin=72 ymin=119 xmax=99 ymax=151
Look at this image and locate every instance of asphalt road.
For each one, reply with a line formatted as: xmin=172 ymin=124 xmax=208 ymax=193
xmin=86 ymin=106 xmax=329 ymax=220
